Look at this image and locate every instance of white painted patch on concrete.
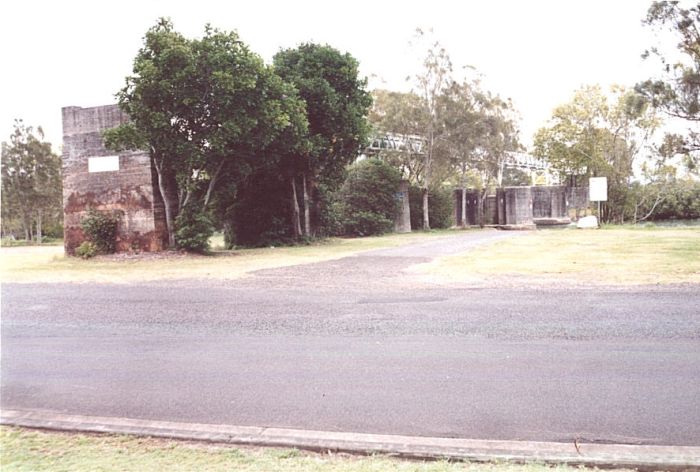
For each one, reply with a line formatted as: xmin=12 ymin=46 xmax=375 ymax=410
xmin=88 ymin=155 xmax=119 ymax=173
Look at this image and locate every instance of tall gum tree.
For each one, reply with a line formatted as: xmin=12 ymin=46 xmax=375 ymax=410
xmin=1 ymin=120 xmax=62 ymax=242
xmin=410 ymin=30 xmax=453 ymax=229
xmin=637 ymin=0 xmax=700 ymax=171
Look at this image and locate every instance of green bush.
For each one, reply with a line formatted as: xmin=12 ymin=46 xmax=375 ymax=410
xmin=343 ymin=210 xmax=394 ymax=236
xmin=409 ymin=185 xmax=454 ymax=229
xmin=75 ymin=241 xmax=98 ymax=259
xmin=338 ymin=159 xmax=402 ymax=236
xmin=80 ymin=209 xmax=120 ymax=253
xmin=174 ymin=205 xmax=214 ymax=253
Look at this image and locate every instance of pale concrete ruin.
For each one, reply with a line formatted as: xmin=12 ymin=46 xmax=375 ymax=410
xmin=454 ymin=185 xmax=590 ymax=229
xmin=62 ymin=105 xmax=167 ymax=255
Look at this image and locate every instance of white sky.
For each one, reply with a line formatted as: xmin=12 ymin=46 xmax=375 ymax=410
xmin=0 ymin=0 xmax=679 ymax=152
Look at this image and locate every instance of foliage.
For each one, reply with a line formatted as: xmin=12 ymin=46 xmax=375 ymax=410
xmin=369 ymin=37 xmax=521 ymax=228
xmin=1 ymin=120 xmax=62 ymax=242
xmin=408 ymin=185 xmax=454 ymax=230
xmin=641 ymin=178 xmax=700 ymax=221
xmin=368 ymin=89 xmax=430 ymax=183
xmin=637 ymin=1 xmax=700 ymax=170
xmin=338 ymin=159 xmax=402 ymax=236
xmin=105 ymin=19 xmax=308 ymax=247
xmin=502 ymin=168 xmax=532 ymax=186
xmin=75 ymin=241 xmax=98 ymax=259
xmin=174 ymin=205 xmax=214 ymax=253
xmin=273 ymin=43 xmax=373 ymax=236
xmin=409 ymin=30 xmax=453 ymax=229
xmin=314 ymin=180 xmax=345 ymax=237
xmin=80 ymin=210 xmax=119 ymax=254
xmin=533 ymin=85 xmax=661 ymax=223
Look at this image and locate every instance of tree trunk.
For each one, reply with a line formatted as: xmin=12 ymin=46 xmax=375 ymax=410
xmin=422 ymin=187 xmax=430 ymax=230
xmin=36 ymin=211 xmax=43 ymax=244
xmin=461 ymin=187 xmax=467 ymax=227
xmin=154 ymin=157 xmax=175 ymax=248
xmin=497 ymin=159 xmax=505 ymax=187
xmin=203 ymin=160 xmax=225 ymax=208
xmin=291 ymin=176 xmax=302 ymax=238
xmin=302 ymin=172 xmax=311 ymax=237
xmin=22 ymin=210 xmax=32 ymax=241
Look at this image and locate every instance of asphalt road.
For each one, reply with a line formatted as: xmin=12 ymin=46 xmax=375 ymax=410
xmin=2 ymin=231 xmax=700 ymax=446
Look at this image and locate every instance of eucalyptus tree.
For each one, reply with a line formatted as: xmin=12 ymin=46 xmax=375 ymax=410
xmin=637 ymin=0 xmax=700 ymax=171
xmin=410 ymin=30 xmax=453 ymax=229
xmin=368 ymin=89 xmax=428 ymax=183
xmin=1 ymin=120 xmax=62 ymax=242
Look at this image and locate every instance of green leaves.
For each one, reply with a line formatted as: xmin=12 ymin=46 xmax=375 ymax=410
xmin=1 ymin=120 xmax=62 ymax=241
xmin=80 ymin=210 xmax=120 ymax=254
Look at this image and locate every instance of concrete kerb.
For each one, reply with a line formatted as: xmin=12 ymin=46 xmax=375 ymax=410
xmin=2 ymin=409 xmax=699 ymax=471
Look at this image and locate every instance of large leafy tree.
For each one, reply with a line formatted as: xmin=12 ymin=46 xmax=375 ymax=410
xmin=105 ymin=19 xmax=308 ymax=248
xmin=1 ymin=120 xmax=62 ymax=242
xmin=273 ymin=43 xmax=372 ymax=237
xmin=533 ymin=85 xmax=660 ymax=222
xmin=636 ymin=1 xmax=700 ymax=171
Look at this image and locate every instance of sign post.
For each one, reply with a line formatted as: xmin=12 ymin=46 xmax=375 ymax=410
xmin=589 ymin=177 xmax=608 ymax=227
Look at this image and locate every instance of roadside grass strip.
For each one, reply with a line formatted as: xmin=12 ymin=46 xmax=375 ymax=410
xmin=0 ymin=427 xmax=628 ymax=472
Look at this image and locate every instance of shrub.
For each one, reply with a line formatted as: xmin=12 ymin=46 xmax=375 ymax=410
xmin=343 ymin=210 xmax=394 ymax=236
xmin=174 ymin=205 xmax=214 ymax=253
xmin=338 ymin=159 xmax=402 ymax=236
xmin=75 ymin=241 xmax=98 ymax=259
xmin=80 ymin=209 xmax=119 ymax=253
xmin=409 ymin=185 xmax=454 ymax=229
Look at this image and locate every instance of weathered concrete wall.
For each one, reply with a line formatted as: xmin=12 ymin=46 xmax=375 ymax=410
xmin=62 ymin=105 xmax=167 ymax=255
xmin=550 ymin=186 xmax=568 ymax=218
xmin=394 ymin=180 xmax=411 ymax=233
xmin=531 ymin=186 xmax=552 ymax=218
xmin=484 ymin=195 xmax=498 ymax=225
xmin=567 ymin=186 xmax=590 ymax=212
xmin=503 ymin=187 xmax=533 ymax=226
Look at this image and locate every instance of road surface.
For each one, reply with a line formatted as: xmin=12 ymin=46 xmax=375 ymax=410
xmin=2 ymin=230 xmax=699 ymax=446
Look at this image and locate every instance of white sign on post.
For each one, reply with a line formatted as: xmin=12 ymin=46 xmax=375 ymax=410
xmin=589 ymin=177 xmax=608 ymax=202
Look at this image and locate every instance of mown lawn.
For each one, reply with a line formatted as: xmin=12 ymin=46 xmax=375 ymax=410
xmin=415 ymin=226 xmax=700 ymax=285
xmin=0 ymin=427 xmax=623 ymax=472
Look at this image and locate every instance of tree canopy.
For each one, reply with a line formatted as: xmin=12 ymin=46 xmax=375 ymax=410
xmin=105 ymin=19 xmax=309 ymax=248
xmin=1 ymin=120 xmax=62 ymax=242
xmin=636 ymin=0 xmax=700 ymax=171
xmin=273 ymin=43 xmax=373 ymax=236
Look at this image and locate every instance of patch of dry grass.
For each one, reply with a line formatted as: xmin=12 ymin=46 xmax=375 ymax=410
xmin=414 ymin=227 xmax=700 ymax=285
xmin=0 ymin=231 xmax=450 ymax=284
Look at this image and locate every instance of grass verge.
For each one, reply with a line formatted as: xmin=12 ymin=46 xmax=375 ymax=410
xmin=0 ymin=427 xmax=625 ymax=472
xmin=0 ymin=230 xmax=453 ymax=284
xmin=414 ymin=226 xmax=700 ymax=285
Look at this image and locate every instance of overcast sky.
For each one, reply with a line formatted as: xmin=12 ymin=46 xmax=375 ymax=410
xmin=0 ymin=0 xmax=679 ymax=152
